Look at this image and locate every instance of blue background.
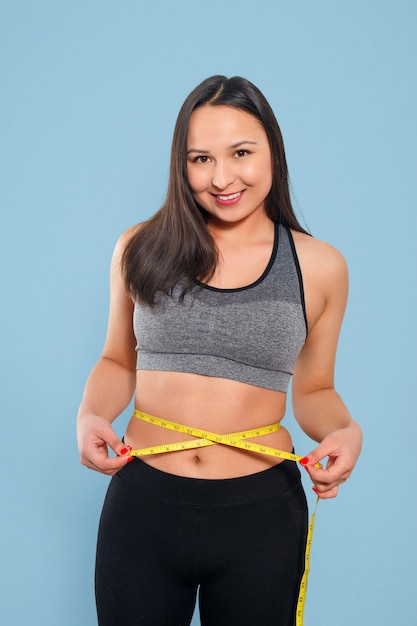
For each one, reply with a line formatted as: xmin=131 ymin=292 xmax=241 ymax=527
xmin=1 ymin=1 xmax=416 ymax=624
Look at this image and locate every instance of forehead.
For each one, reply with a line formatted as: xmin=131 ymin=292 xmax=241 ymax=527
xmin=187 ymin=105 xmax=267 ymax=146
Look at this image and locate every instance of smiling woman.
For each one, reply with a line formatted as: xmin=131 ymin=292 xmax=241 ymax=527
xmin=77 ymin=75 xmax=362 ymax=626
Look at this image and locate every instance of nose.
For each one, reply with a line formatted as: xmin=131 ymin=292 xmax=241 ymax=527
xmin=212 ymin=160 xmax=235 ymax=190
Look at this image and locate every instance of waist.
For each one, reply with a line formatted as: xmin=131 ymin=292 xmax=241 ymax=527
xmin=124 ymin=413 xmax=293 ymax=480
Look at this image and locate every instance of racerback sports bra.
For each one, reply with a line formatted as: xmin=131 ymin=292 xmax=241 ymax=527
xmin=133 ymin=223 xmax=308 ymax=392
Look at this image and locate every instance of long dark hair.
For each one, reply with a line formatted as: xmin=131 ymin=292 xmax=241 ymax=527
xmin=122 ymin=75 xmax=308 ymax=306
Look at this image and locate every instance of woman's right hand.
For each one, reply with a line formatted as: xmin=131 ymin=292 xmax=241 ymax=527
xmin=77 ymin=413 xmax=133 ymax=475
xmin=76 ymin=231 xmax=138 ymax=475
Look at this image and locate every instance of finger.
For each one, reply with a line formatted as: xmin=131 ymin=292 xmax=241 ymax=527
xmin=85 ymin=453 xmax=134 ymax=476
xmin=312 ymin=485 xmax=339 ymax=500
xmin=95 ymin=424 xmax=128 ymax=457
xmin=299 ymin=443 xmax=328 ymax=469
xmin=302 ymin=460 xmax=350 ymax=493
xmin=108 ymin=438 xmax=130 ymax=457
xmin=308 ymin=461 xmax=351 ymax=484
xmin=307 ymin=469 xmax=350 ymax=494
xmin=92 ymin=425 xmax=132 ymax=459
xmin=80 ymin=441 xmax=133 ymax=474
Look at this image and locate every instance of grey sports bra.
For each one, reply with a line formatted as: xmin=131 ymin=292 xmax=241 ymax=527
xmin=133 ymin=223 xmax=308 ymax=392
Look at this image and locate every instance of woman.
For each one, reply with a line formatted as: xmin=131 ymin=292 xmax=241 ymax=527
xmin=77 ymin=75 xmax=362 ymax=626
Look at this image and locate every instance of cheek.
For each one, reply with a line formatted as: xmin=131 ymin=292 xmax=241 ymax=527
xmin=243 ymin=159 xmax=273 ymax=188
xmin=187 ymin=167 xmax=206 ymax=194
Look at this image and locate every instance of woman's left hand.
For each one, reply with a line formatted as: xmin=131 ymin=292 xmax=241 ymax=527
xmin=299 ymin=423 xmax=362 ymax=499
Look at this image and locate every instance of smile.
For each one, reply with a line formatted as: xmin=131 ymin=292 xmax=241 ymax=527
xmin=212 ymin=191 xmax=245 ymax=206
xmin=216 ymin=192 xmax=241 ymax=201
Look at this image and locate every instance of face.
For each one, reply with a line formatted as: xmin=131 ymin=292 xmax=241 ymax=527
xmin=186 ymin=105 xmax=273 ymax=226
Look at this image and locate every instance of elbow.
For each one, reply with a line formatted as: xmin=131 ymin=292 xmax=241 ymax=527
xmin=100 ymin=353 xmax=137 ymax=373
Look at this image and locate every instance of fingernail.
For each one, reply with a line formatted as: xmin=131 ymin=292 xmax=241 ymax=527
xmin=126 ymin=456 xmax=134 ymax=463
xmin=299 ymin=457 xmax=309 ymax=466
xmin=120 ymin=447 xmax=129 ymax=455
xmin=312 ymin=486 xmax=319 ymax=494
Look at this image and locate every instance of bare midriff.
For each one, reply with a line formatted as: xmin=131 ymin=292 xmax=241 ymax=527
xmin=124 ymin=370 xmax=293 ymax=479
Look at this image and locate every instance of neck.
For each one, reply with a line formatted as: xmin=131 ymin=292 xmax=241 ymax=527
xmin=207 ymin=213 xmax=274 ymax=245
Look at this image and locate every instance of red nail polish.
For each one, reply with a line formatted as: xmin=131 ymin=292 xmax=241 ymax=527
xmin=299 ymin=457 xmax=309 ymax=466
xmin=120 ymin=447 xmax=129 ymax=455
xmin=127 ymin=456 xmax=134 ymax=463
xmin=312 ymin=486 xmax=319 ymax=494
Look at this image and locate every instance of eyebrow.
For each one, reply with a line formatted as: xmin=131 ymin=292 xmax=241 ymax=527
xmin=187 ymin=140 xmax=258 ymax=155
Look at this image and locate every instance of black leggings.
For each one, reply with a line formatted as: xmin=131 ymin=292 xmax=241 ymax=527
xmin=95 ymin=458 xmax=308 ymax=626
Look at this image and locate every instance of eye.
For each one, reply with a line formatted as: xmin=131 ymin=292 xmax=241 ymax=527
xmin=234 ymin=149 xmax=250 ymax=158
xmin=192 ymin=155 xmax=211 ymax=164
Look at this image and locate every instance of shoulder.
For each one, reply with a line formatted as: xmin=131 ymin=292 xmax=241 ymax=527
xmin=111 ymin=223 xmax=144 ymax=265
xmin=115 ymin=223 xmax=143 ymax=252
xmin=290 ymin=229 xmax=348 ymax=330
xmin=290 ymin=229 xmax=348 ymax=285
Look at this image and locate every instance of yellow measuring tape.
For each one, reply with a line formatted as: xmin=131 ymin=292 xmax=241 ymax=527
xmin=131 ymin=409 xmax=319 ymax=626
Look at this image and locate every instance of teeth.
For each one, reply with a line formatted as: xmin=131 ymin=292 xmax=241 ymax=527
xmin=217 ymin=192 xmax=241 ymax=200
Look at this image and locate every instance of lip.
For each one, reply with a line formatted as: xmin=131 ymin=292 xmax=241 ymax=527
xmin=212 ymin=190 xmax=245 ymax=207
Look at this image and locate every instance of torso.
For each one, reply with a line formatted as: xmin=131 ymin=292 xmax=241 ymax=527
xmin=124 ymin=222 xmax=326 ymax=479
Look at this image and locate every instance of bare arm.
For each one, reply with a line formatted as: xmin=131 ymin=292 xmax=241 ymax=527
xmin=77 ymin=230 xmax=137 ymax=475
xmin=292 ymin=242 xmax=362 ymax=499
